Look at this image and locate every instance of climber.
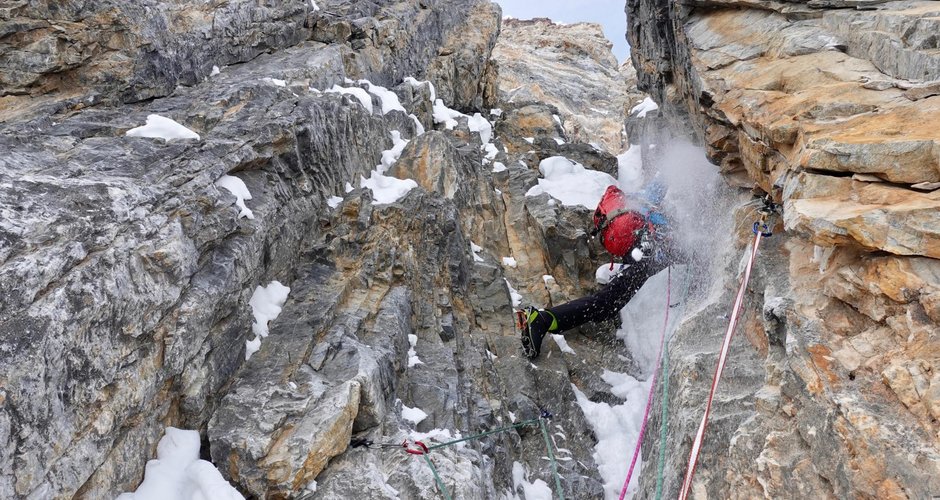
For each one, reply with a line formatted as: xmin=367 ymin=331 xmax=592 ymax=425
xmin=520 ymin=179 xmax=680 ymax=359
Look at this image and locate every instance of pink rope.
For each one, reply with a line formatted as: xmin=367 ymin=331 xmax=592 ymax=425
xmin=678 ymin=232 xmax=763 ymax=500
xmin=618 ymin=266 xmax=672 ymax=500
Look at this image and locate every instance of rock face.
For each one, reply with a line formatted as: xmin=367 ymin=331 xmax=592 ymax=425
xmin=0 ymin=1 xmax=675 ymax=499
xmin=0 ymin=0 xmax=507 ymax=497
xmin=493 ymin=18 xmax=644 ymax=153
xmin=628 ymin=0 xmax=940 ymax=498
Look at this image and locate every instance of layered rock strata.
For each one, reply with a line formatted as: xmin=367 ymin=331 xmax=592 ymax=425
xmin=628 ymin=0 xmax=940 ymax=498
xmin=493 ymin=18 xmax=644 ymax=153
xmin=0 ymin=0 xmax=504 ymax=497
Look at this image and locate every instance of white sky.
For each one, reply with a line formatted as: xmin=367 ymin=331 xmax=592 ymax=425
xmin=494 ymin=0 xmax=630 ymax=62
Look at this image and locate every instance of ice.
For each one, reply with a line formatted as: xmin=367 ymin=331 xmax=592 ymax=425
xmin=524 ymin=156 xmax=617 ymax=208
xmin=630 ymin=96 xmax=659 ymax=118
xmin=126 ymin=114 xmax=200 ymax=141
xmin=401 ymin=403 xmax=428 ymax=425
xmin=215 ymin=175 xmax=255 ymax=220
xmin=359 ymin=80 xmax=406 ymax=114
xmin=326 ymin=85 xmax=374 ymax=114
xmin=115 ymin=427 xmax=243 ymax=500
xmin=360 ymin=171 xmax=417 ymax=205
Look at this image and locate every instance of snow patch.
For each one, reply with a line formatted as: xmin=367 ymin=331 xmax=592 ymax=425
xmin=326 ymin=196 xmax=343 ymax=209
xmin=326 ymin=85 xmax=374 ymax=114
xmin=504 ymin=279 xmax=522 ymax=308
xmin=502 ymin=256 xmax=517 ymax=268
xmin=126 ymin=114 xmax=200 ymax=141
xmin=550 ymin=334 xmax=576 ymax=354
xmin=433 ymin=99 xmax=465 ymax=129
xmin=512 ymin=462 xmax=553 ymax=500
xmin=245 ymin=281 xmax=290 ymax=360
xmin=492 ymin=161 xmax=507 ymax=173
xmin=401 ymin=403 xmax=428 ymax=425
xmin=379 ymin=130 xmax=409 ymax=172
xmin=470 ymin=242 xmax=484 ymax=262
xmin=360 ymin=171 xmax=417 ymax=205
xmin=262 ymin=77 xmax=287 ymax=87
xmin=359 ymin=80 xmax=406 ymax=114
xmin=210 ymin=65 xmax=220 ymax=76
xmin=630 ymin=96 xmax=659 ymax=118
xmin=116 ymin=427 xmax=243 ymax=500
xmin=409 ymin=114 xmax=426 ymax=136
xmin=216 ymin=175 xmax=255 ymax=220
xmin=468 ymin=113 xmax=493 ymax=144
xmin=408 ymin=334 xmax=423 ymax=367
xmin=524 ymin=156 xmax=617 ymax=209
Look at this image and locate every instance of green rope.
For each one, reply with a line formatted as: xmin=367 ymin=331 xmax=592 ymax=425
xmin=655 ymin=266 xmax=694 ymax=500
xmin=538 ymin=417 xmax=566 ymax=500
xmin=422 ymin=454 xmax=453 ymax=500
xmin=427 ymin=419 xmax=540 ymax=451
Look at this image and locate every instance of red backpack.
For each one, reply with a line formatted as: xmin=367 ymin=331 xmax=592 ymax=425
xmin=593 ymin=185 xmax=646 ymax=257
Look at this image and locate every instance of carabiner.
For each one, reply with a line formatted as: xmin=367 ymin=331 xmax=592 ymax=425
xmin=403 ymin=440 xmax=430 ymax=455
xmin=752 ymin=221 xmax=772 ymax=237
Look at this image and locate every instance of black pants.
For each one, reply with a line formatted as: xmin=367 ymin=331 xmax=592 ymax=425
xmin=548 ymin=258 xmax=667 ymax=333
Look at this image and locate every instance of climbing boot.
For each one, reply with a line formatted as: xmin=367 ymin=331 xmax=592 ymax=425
xmin=519 ymin=307 xmax=554 ymax=359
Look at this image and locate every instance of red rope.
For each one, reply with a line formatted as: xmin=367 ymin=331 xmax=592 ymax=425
xmin=678 ymin=231 xmax=763 ymax=500
xmin=617 ymin=266 xmax=672 ymax=500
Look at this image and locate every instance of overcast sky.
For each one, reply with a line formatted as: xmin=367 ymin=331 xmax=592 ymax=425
xmin=494 ymin=0 xmax=630 ymax=62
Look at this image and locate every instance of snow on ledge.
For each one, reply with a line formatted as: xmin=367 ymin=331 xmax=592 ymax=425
xmin=125 ymin=114 xmax=200 ymax=141
xmin=116 ymin=427 xmax=243 ymax=500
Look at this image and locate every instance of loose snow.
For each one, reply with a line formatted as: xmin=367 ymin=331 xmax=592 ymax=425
xmin=595 ymin=263 xmax=627 ymax=285
xmin=126 ymin=114 xmax=200 ymax=141
xmin=524 ymin=156 xmax=617 ymax=209
xmin=630 ymin=96 xmax=659 ymax=118
xmin=216 ymin=175 xmax=255 ymax=220
xmin=401 ymin=403 xmax=428 ymax=425
xmin=326 ymin=85 xmax=374 ymax=114
xmin=617 ymin=146 xmax=644 ymax=191
xmin=360 ymin=171 xmax=417 ymax=205
xmin=407 ymin=334 xmax=423 ymax=367
xmin=116 ymin=427 xmax=243 ymax=500
xmin=245 ymin=281 xmax=291 ymax=360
